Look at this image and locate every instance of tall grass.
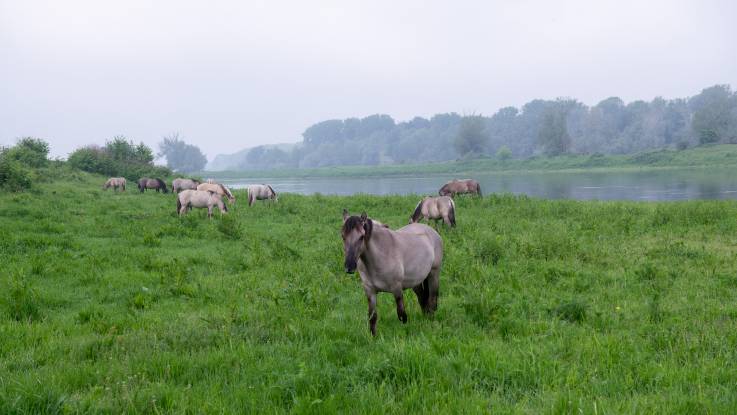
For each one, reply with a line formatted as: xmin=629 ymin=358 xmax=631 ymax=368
xmin=1 ymin=172 xmax=736 ymax=413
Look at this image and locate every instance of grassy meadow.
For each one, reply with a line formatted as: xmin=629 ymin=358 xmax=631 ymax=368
xmin=2 ymin=172 xmax=737 ymax=413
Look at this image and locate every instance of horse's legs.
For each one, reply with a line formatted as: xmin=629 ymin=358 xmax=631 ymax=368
xmin=394 ymin=291 xmax=408 ymax=324
xmin=366 ymin=291 xmax=378 ymax=336
xmin=412 ymin=282 xmax=428 ymax=311
xmin=425 ymin=268 xmax=440 ymax=314
xmin=207 ymin=205 xmax=213 ymax=219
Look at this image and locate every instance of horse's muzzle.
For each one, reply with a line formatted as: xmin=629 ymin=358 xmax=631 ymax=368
xmin=344 ymin=259 xmax=357 ymax=274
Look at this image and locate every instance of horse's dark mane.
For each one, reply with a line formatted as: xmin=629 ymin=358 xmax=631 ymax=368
xmin=267 ymin=185 xmax=276 ymax=196
xmin=342 ymin=216 xmax=363 ymax=234
xmin=411 ymin=199 xmax=424 ymax=222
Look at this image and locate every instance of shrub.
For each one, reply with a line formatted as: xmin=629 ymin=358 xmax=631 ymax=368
xmin=496 ymin=145 xmax=512 ymax=161
xmin=0 ymin=154 xmax=34 ymax=191
xmin=3 ymin=137 xmax=49 ymax=168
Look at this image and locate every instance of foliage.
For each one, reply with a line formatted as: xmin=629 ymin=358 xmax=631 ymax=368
xmin=495 ymin=145 xmax=512 ymax=161
xmin=3 ymin=137 xmax=50 ymax=168
xmin=68 ymin=136 xmax=171 ymax=180
xmin=0 ymin=137 xmax=51 ymax=191
xmin=1 ymin=176 xmax=737 ymax=412
xmin=454 ymin=114 xmax=488 ymax=157
xmin=158 ymin=133 xmax=208 ymax=173
xmin=213 ymin=84 xmax=737 ymax=171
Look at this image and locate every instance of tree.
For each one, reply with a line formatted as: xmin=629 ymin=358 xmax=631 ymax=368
xmin=158 ymin=133 xmax=208 ymax=173
xmin=538 ymin=105 xmax=571 ymax=156
xmin=4 ymin=137 xmax=50 ymax=168
xmin=690 ymin=85 xmax=737 ymax=144
xmin=496 ymin=145 xmax=512 ymax=161
xmin=454 ymin=115 xmax=488 ymax=157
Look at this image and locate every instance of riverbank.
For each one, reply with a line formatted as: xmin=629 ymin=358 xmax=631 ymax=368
xmin=1 ymin=174 xmax=736 ymax=412
xmin=202 ymin=144 xmax=737 ymax=179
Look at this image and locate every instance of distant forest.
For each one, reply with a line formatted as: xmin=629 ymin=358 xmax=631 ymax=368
xmin=210 ymin=84 xmax=737 ymax=170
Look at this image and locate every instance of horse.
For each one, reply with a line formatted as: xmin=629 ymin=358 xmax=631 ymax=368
xmin=196 ymin=182 xmax=236 ymax=205
xmin=438 ymin=179 xmax=481 ymax=198
xmin=410 ymin=196 xmax=456 ymax=228
xmin=341 ymin=210 xmax=443 ymax=336
xmin=247 ymin=184 xmax=277 ymax=207
xmin=172 ymin=178 xmax=201 ymax=193
xmin=138 ymin=177 xmax=168 ymax=193
xmin=103 ymin=177 xmax=126 ymax=192
xmin=176 ymin=190 xmax=228 ymax=218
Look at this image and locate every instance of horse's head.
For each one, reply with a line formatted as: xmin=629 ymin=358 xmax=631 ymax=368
xmin=341 ymin=209 xmax=373 ymax=274
xmin=267 ymin=185 xmax=278 ymax=202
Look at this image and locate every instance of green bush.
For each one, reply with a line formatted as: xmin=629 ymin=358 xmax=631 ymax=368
xmin=0 ymin=153 xmax=34 ymax=191
xmin=3 ymin=137 xmax=49 ymax=168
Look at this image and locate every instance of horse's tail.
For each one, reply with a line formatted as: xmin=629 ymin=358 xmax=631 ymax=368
xmin=156 ymin=178 xmax=168 ymax=193
xmin=411 ymin=199 xmax=424 ymax=223
xmin=248 ymin=188 xmax=254 ymax=206
xmin=476 ymin=182 xmax=482 ymax=197
xmin=448 ymin=198 xmax=456 ymax=227
xmin=176 ymin=196 xmax=182 ymax=214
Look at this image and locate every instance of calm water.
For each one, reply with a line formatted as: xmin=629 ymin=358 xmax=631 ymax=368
xmin=219 ymin=169 xmax=737 ymax=201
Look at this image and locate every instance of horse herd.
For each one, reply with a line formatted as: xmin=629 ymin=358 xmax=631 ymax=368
xmin=102 ymin=176 xmax=277 ymax=218
xmin=104 ymin=175 xmax=482 ymax=335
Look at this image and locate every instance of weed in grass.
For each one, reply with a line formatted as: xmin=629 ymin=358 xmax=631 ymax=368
xmin=5 ymin=272 xmax=42 ymax=322
xmin=552 ymin=300 xmax=587 ymax=324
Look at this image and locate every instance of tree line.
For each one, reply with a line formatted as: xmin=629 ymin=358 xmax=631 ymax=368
xmin=229 ymin=84 xmax=737 ymax=170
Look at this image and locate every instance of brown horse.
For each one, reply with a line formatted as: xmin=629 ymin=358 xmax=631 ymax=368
xmin=103 ymin=177 xmax=126 ymax=192
xmin=438 ymin=179 xmax=481 ymax=198
xmin=342 ymin=210 xmax=443 ymax=336
xmin=410 ymin=196 xmax=456 ymax=227
xmin=138 ymin=177 xmax=168 ymax=193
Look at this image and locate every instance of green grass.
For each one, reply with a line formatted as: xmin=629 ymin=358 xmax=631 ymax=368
xmin=2 ymin=172 xmax=737 ymax=413
xmin=204 ymin=144 xmax=737 ymax=179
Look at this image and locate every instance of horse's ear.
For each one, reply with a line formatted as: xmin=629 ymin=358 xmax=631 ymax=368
xmin=342 ymin=209 xmax=349 ymax=223
xmin=360 ymin=212 xmax=367 ymax=221
xmin=364 ymin=217 xmax=373 ymax=240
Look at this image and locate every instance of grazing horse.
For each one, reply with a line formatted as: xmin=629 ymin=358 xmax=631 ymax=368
xmin=410 ymin=196 xmax=456 ymax=227
xmin=341 ymin=210 xmax=443 ymax=336
xmin=196 ymin=182 xmax=235 ymax=205
xmin=247 ymin=184 xmax=277 ymax=207
xmin=103 ymin=177 xmax=126 ymax=192
xmin=172 ymin=178 xmax=201 ymax=193
xmin=438 ymin=179 xmax=482 ymax=198
xmin=138 ymin=177 xmax=168 ymax=193
xmin=176 ymin=190 xmax=228 ymax=218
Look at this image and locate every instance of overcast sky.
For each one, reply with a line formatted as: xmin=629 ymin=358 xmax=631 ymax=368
xmin=2 ymin=0 xmax=736 ymax=160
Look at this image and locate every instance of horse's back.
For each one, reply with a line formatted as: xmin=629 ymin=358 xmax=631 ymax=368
xmin=396 ymin=223 xmax=443 ymax=267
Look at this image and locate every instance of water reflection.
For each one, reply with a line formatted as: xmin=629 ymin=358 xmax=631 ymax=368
xmin=220 ymin=169 xmax=737 ymax=201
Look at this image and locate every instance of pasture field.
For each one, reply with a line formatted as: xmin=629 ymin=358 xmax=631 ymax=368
xmin=2 ymin=173 xmax=737 ymax=413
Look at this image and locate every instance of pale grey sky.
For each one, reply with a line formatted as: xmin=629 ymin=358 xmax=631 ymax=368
xmin=2 ymin=0 xmax=736 ymax=159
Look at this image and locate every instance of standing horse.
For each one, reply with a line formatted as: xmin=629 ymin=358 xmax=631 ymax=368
xmin=247 ymin=184 xmax=277 ymax=206
xmin=172 ymin=178 xmax=201 ymax=193
xmin=196 ymin=182 xmax=235 ymax=205
xmin=341 ymin=210 xmax=443 ymax=336
xmin=176 ymin=190 xmax=228 ymax=218
xmin=438 ymin=179 xmax=481 ymax=198
xmin=410 ymin=196 xmax=456 ymax=227
xmin=103 ymin=177 xmax=126 ymax=192
xmin=138 ymin=178 xmax=168 ymax=193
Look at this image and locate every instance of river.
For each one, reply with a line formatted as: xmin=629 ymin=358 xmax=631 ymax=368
xmin=217 ymin=168 xmax=737 ymax=201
